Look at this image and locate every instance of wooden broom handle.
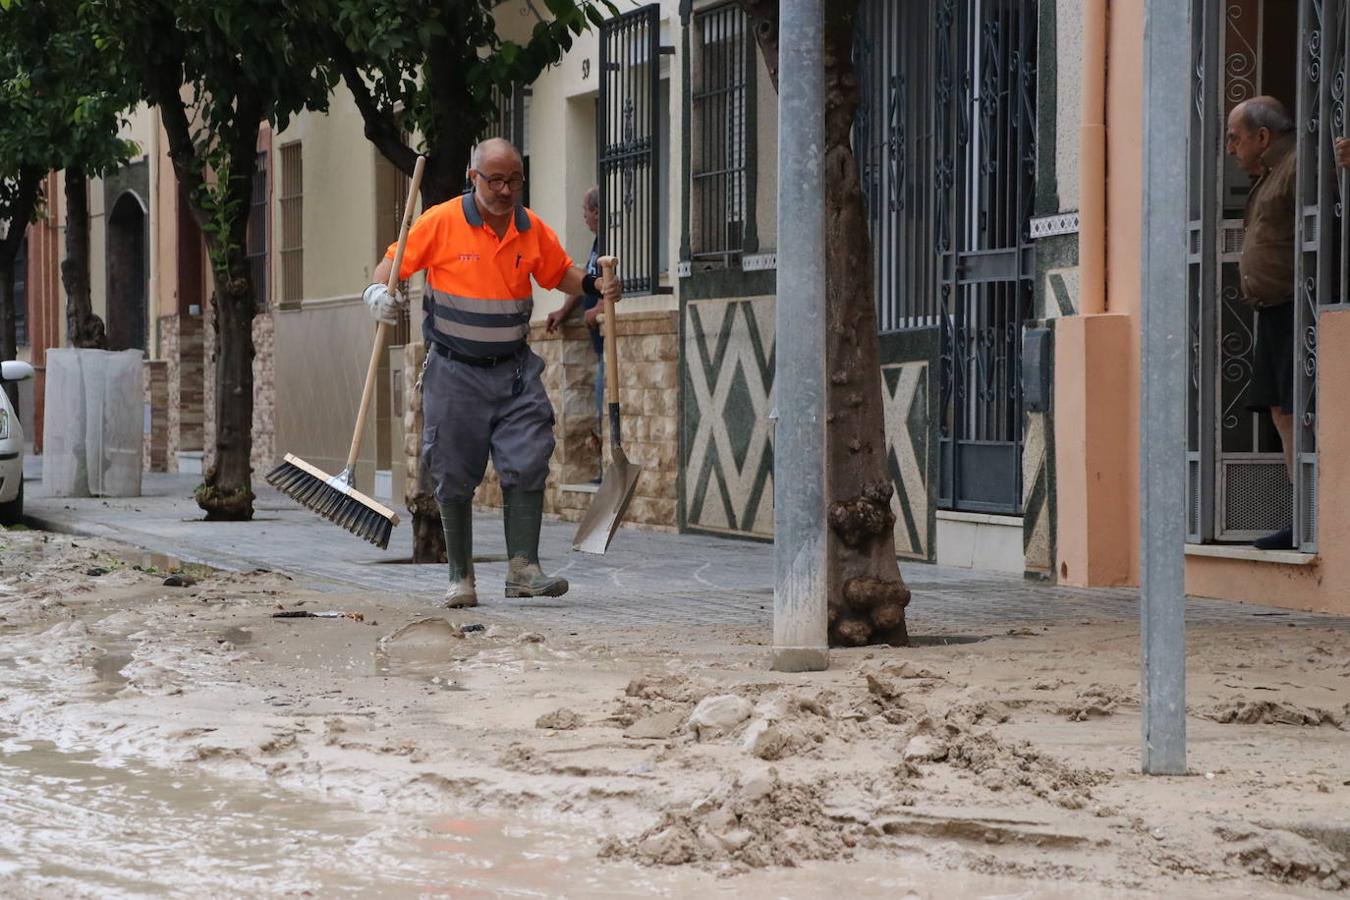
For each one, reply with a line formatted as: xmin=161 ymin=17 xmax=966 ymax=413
xmin=347 ymin=155 xmax=426 ymax=472
xmin=599 ymin=257 xmax=619 ymax=407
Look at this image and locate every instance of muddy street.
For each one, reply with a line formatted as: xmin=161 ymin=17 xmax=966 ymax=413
xmin=1 ymin=528 xmax=1347 ymax=897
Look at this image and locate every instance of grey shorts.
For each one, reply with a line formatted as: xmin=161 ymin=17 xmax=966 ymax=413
xmin=420 ymin=347 xmax=556 ymax=503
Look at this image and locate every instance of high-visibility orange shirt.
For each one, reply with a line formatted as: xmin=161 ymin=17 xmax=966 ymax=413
xmin=385 ymin=192 xmax=573 ymax=359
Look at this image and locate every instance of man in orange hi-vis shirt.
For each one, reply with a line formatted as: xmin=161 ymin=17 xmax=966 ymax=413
xmin=367 ymin=138 xmax=621 ymax=608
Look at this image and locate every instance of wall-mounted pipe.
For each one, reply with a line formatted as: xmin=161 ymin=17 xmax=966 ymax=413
xmin=1079 ymin=0 xmax=1108 ymax=315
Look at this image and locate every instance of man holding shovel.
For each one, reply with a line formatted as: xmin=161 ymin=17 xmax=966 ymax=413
xmin=365 ymin=138 xmax=621 ymax=608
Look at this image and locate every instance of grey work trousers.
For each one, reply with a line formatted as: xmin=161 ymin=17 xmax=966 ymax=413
xmin=420 ymin=346 xmax=556 ymax=503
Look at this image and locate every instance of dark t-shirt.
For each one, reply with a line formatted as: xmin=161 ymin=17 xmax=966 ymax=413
xmin=579 ymin=238 xmax=604 ymax=357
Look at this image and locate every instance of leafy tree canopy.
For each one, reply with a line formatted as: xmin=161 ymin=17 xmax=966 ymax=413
xmin=328 ymin=0 xmax=618 ymax=198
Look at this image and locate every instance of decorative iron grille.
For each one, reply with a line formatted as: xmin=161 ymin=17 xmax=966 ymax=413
xmin=13 ymin=234 xmax=26 ymax=347
xmin=691 ymin=2 xmax=755 ymax=265
xmin=485 ymin=84 xmax=531 ymax=207
xmin=855 ymin=0 xmax=942 ymax=329
xmin=938 ymin=0 xmax=1038 ymax=514
xmin=247 ymin=150 xmax=269 ymax=310
xmin=1187 ymin=0 xmax=1330 ymax=549
xmin=854 ymin=0 xmax=1037 ymax=515
xmin=373 ymin=148 xmax=413 ymax=345
xmin=279 ymin=142 xmax=303 ymax=305
xmin=599 ymin=3 xmax=670 ymax=295
xmin=1290 ymin=0 xmax=1348 ymax=551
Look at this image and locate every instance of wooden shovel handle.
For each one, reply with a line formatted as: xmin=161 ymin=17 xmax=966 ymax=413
xmin=599 ymin=257 xmax=619 ymax=409
xmin=347 ymin=155 xmax=426 ymax=472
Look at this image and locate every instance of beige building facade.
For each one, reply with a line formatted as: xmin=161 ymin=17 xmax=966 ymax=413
xmin=18 ymin=0 xmax=1350 ymax=617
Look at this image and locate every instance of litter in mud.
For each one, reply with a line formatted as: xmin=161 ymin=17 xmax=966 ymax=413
xmin=271 ymin=610 xmax=365 ymax=622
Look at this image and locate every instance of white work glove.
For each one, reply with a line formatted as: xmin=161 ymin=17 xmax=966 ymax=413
xmin=363 ymin=282 xmax=406 ymax=325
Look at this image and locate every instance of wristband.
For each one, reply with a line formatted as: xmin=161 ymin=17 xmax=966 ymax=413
xmin=581 ymin=272 xmax=599 ymax=297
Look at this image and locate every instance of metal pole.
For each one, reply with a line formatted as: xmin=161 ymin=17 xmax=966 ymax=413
xmin=1139 ymin=0 xmax=1190 ymax=775
xmin=771 ymin=0 xmax=828 ymax=673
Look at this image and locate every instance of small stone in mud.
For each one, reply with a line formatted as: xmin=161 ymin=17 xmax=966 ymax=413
xmin=742 ymin=719 xmax=789 ymax=760
xmin=461 ymin=623 xmax=485 ymax=633
xmin=885 ymin=661 xmax=940 ymax=680
xmin=738 ymin=766 xmax=777 ymax=801
xmin=379 ymin=617 xmax=460 ymax=650
xmin=625 ymin=710 xmax=687 ymax=740
xmin=163 ymin=574 xmax=196 ymax=587
xmin=687 ymin=694 xmax=753 ymax=740
xmin=518 ymin=632 xmax=545 ymax=644
xmin=536 ymin=708 xmax=583 ymax=730
xmin=86 ymin=566 xmax=109 ymax=577
xmin=636 ymin=825 xmax=700 ymax=865
xmin=902 ymin=734 xmax=948 ymax=763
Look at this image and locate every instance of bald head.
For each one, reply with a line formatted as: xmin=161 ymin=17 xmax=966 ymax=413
xmin=471 ymin=137 xmax=523 ymax=171
xmin=1227 ymin=96 xmax=1294 ymax=176
xmin=1232 ymin=96 xmax=1295 ymax=136
xmin=468 ymin=137 xmax=525 ymax=221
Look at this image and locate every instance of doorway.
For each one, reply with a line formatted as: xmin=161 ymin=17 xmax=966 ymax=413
xmin=106 ymin=192 xmax=147 ymax=353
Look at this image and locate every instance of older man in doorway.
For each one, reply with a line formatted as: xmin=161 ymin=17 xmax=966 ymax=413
xmin=1227 ymin=95 xmax=1297 ymax=550
xmin=546 ymin=186 xmax=605 ymax=483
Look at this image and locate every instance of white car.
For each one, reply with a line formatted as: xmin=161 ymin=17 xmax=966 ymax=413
xmin=0 ymin=359 xmax=34 ymax=525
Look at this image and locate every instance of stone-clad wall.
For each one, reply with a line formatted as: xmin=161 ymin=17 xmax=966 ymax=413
xmin=251 ymin=312 xmax=276 ymax=473
xmin=160 ymin=313 xmax=204 ymax=472
xmin=202 ymin=308 xmax=277 ymax=478
xmin=476 ymin=310 xmax=679 ymax=529
xmin=142 ymin=360 xmax=168 ymax=472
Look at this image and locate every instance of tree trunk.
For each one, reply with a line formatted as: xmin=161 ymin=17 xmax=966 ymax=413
xmin=741 ymin=0 xmax=910 ymax=646
xmin=0 ymin=263 xmax=17 ymax=414
xmin=340 ymin=39 xmax=486 ymax=563
xmin=196 ymin=252 xmax=256 ymax=520
xmin=408 ymin=147 xmax=472 ymax=563
xmin=0 ymin=167 xmax=41 ymax=415
xmin=821 ymin=3 xmax=909 ymax=646
xmin=60 ymin=167 xmax=108 ymax=349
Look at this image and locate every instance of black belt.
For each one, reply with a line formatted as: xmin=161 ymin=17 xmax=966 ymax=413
xmin=431 ymin=342 xmax=525 ymax=368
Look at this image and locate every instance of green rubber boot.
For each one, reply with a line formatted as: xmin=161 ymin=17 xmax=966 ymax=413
xmin=437 ymin=500 xmax=477 ymax=608
xmin=503 ymin=488 xmax=568 ymax=598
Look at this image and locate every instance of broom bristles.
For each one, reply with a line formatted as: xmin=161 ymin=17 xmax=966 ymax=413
xmin=265 ymin=453 xmax=399 ymax=549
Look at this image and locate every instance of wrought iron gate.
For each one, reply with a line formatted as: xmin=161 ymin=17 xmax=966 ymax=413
xmin=1187 ymin=0 xmax=1336 ymax=550
xmin=1289 ymin=0 xmax=1348 ymax=551
xmin=857 ymin=0 xmax=1037 ymax=516
xmin=599 ymin=4 xmax=669 ymax=295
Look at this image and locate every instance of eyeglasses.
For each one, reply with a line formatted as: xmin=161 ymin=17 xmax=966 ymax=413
xmin=479 ymin=173 xmax=526 ymax=192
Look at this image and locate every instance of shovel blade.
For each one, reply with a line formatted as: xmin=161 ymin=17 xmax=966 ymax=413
xmin=572 ymin=448 xmax=642 ymax=554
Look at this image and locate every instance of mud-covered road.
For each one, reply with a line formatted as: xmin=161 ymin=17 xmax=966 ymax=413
xmin=1 ymin=528 xmax=1347 ymax=897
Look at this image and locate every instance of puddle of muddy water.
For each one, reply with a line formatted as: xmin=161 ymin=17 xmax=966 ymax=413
xmin=0 ymin=732 xmax=1154 ymax=899
xmin=92 ymin=653 xmax=132 ymax=687
xmin=219 ymin=626 xmax=254 ymax=647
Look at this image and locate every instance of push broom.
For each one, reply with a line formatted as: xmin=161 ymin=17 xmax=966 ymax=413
xmin=265 ymin=155 xmax=426 ymax=549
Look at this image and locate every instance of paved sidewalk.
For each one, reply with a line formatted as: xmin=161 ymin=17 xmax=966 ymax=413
xmin=19 ymin=455 xmax=1350 ymax=633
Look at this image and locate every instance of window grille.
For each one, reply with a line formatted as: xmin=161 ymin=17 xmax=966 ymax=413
xmin=598 ymin=3 xmax=672 ymax=295
xmin=278 ymin=142 xmax=303 ymax=304
xmin=14 ymin=234 xmax=26 ymax=346
xmin=247 ymin=151 xmax=269 ymax=309
xmin=484 ymin=85 xmax=532 ymax=207
xmin=691 ymin=3 xmax=755 ymax=265
xmin=854 ymin=0 xmax=943 ymax=330
xmin=373 ymin=149 xmax=413 ymax=344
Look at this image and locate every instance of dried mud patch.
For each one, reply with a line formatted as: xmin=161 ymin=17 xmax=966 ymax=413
xmin=1217 ymin=824 xmax=1350 ymax=891
xmin=601 ymin=768 xmax=862 ymax=871
xmin=1201 ymin=700 xmax=1349 ymax=729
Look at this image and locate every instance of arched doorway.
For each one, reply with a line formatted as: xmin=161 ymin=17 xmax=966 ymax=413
xmin=106 ymin=191 xmax=148 ymax=352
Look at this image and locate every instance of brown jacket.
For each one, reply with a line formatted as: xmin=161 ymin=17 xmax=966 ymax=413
xmin=1239 ymin=134 xmax=1296 ymax=308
